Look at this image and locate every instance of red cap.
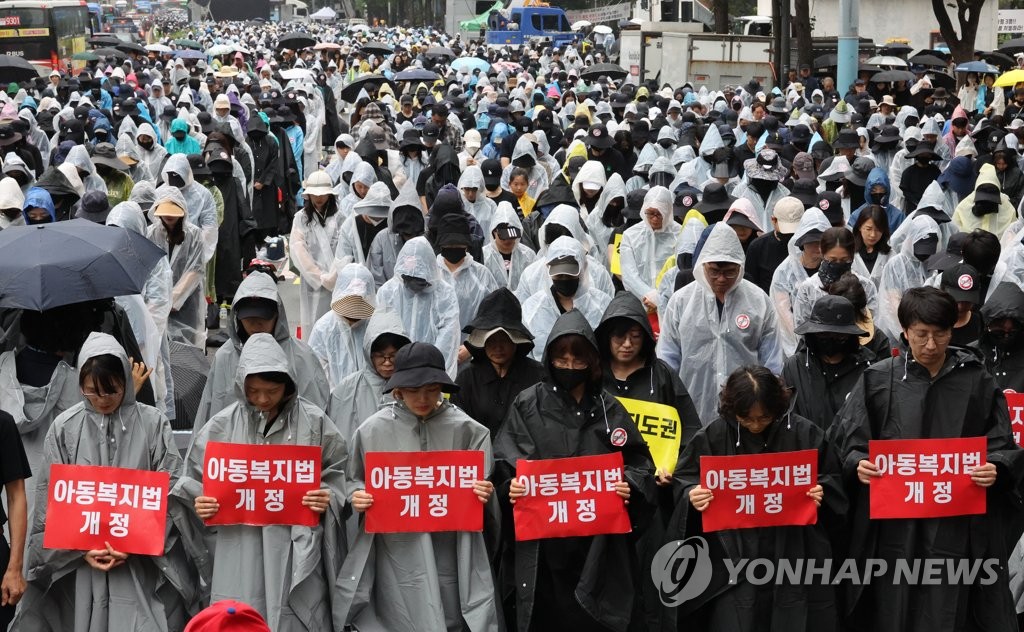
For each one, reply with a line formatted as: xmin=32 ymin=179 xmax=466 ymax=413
xmin=184 ymin=601 xmax=270 ymax=632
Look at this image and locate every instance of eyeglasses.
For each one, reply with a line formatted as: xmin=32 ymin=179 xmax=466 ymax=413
xmin=81 ymin=389 xmax=123 ymax=401
xmin=611 ymin=331 xmax=644 ymax=346
xmin=552 ymin=358 xmax=589 ymax=370
xmin=705 ymin=265 xmax=741 ymax=280
xmin=371 ymin=353 xmax=397 ymax=364
xmin=906 ymin=329 xmax=952 ymax=344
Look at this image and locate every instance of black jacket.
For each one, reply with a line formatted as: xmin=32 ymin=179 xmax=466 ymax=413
xmin=976 ymin=282 xmax=1024 ymax=392
xmin=782 ymin=339 xmax=874 ymax=430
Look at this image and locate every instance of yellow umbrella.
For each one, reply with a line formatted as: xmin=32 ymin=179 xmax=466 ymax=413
xmin=995 ymin=69 xmax=1024 ymax=87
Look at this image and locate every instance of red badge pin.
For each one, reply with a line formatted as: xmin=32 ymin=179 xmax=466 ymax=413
xmin=610 ymin=427 xmax=628 ymax=447
xmin=958 ymin=274 xmax=973 ymax=290
xmin=736 ymin=314 xmax=750 ymax=330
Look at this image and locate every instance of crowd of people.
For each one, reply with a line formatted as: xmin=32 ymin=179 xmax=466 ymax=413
xmin=3 ymin=12 xmax=1024 ymax=632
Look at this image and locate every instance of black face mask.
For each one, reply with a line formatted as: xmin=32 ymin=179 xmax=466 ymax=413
xmin=402 ymin=275 xmax=430 ymax=292
xmin=172 ymin=131 xmax=186 ymax=141
xmin=248 ymin=130 xmax=266 ymax=141
xmin=750 ymin=178 xmax=776 ymax=199
xmin=870 ymin=192 xmax=886 ymax=205
xmin=512 ymin=155 xmax=535 ymax=169
xmin=818 ymin=260 xmax=852 ymax=286
xmin=658 ymin=139 xmax=674 ymax=149
xmin=552 ymin=277 xmax=580 ymax=297
xmin=808 ymin=334 xmax=858 ymax=358
xmin=972 ymin=199 xmax=999 ymax=217
xmin=677 ymin=253 xmax=693 ymax=270
xmin=440 ymin=246 xmax=467 ymax=264
xmin=138 ymin=138 xmax=153 ymax=150
xmin=913 ymin=235 xmax=938 ymax=262
xmin=166 ymin=173 xmax=186 ymax=188
xmin=551 ymin=366 xmax=589 ymax=390
xmin=988 ymin=328 xmax=1024 ymax=351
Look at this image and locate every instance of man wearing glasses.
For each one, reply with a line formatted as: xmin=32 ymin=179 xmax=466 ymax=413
xmin=656 ymin=223 xmax=783 ymax=425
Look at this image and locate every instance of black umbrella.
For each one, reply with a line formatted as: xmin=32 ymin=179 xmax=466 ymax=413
xmin=115 ymin=41 xmax=147 ymax=55
xmin=858 ymin=63 xmax=883 ymax=75
xmin=169 ymin=341 xmax=209 ymax=430
xmin=879 ymin=42 xmax=913 ymax=56
xmin=341 ymin=74 xmax=396 ymax=102
xmin=0 ymin=55 xmax=40 ymax=84
xmin=277 ymin=31 xmax=316 ymax=51
xmin=425 ymin=46 xmax=455 ymax=59
xmin=93 ymin=47 xmax=127 ymax=60
xmin=1001 ymin=38 xmax=1024 ymax=55
xmin=983 ymin=51 xmax=1016 ymax=70
xmin=395 ymin=68 xmax=440 ymax=82
xmin=580 ymin=62 xmax=629 ymax=80
xmin=929 ymin=72 xmax=956 ymax=91
xmin=870 ymin=69 xmax=917 ymax=83
xmin=813 ymin=53 xmax=838 ymax=68
xmin=908 ymin=54 xmax=947 ymax=68
xmin=360 ymin=41 xmax=393 ymax=56
xmin=89 ymin=36 xmax=121 ymax=47
xmin=0 ymin=219 xmax=165 ymax=311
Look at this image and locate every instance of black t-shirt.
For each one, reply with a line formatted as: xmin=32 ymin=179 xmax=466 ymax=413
xmin=487 ymin=189 xmax=520 ymax=216
xmin=744 ymin=231 xmax=792 ymax=295
xmin=15 ymin=347 xmax=61 ymax=389
xmin=0 ymin=410 xmax=31 ymax=526
xmin=951 ymin=308 xmax=983 ymax=348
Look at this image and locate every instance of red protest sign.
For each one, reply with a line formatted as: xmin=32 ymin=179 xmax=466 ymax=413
xmin=513 ymin=452 xmax=631 ymax=541
xmin=203 ymin=442 xmax=322 ymax=527
xmin=1006 ymin=391 xmax=1024 ymax=448
xmin=364 ymin=450 xmax=485 ymax=533
xmin=699 ymin=449 xmax=818 ymax=532
xmin=44 ymin=464 xmax=169 ymax=556
xmin=869 ymin=437 xmax=987 ymax=519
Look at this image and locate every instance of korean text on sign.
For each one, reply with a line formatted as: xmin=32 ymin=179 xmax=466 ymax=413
xmin=617 ymin=396 xmax=681 ymax=474
xmin=869 ymin=437 xmax=987 ymax=519
xmin=364 ymin=450 xmax=485 ymax=533
xmin=699 ymin=449 xmax=818 ymax=532
xmin=44 ymin=464 xmax=169 ymax=556
xmin=1006 ymin=391 xmax=1024 ymax=447
xmin=203 ymin=442 xmax=322 ymax=527
xmin=513 ymin=452 xmax=631 ymax=541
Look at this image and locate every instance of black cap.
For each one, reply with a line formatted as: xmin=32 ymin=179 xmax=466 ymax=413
xmin=481 ymin=158 xmax=502 ymax=187
xmin=940 ymin=263 xmax=981 ymax=304
xmin=817 ymin=191 xmax=845 ymax=226
xmin=584 ymin=124 xmax=614 ymax=149
xmin=422 ymin=121 xmax=440 ymax=140
xmin=234 ymin=297 xmax=277 ymax=321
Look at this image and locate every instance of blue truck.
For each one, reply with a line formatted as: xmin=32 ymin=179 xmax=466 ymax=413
xmin=485 ymin=3 xmax=579 ymax=49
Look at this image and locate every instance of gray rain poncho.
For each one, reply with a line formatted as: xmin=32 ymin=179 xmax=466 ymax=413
xmin=619 ymin=186 xmax=680 ymax=305
xmin=585 ymin=172 xmax=627 ymax=266
xmin=15 ymin=333 xmax=201 ymax=632
xmin=793 ymin=268 xmax=879 ymax=332
xmin=458 ymin=165 xmax=498 ymax=230
xmin=145 ymin=185 xmax=207 ymax=348
xmin=514 ymin=204 xmax=614 ymax=303
xmin=161 ymin=154 xmax=219 ymax=264
xmin=367 ymin=187 xmax=423 ymax=289
xmin=339 ymin=162 xmax=376 ymax=221
xmin=308 ymin=264 xmax=376 ymax=389
xmin=877 ymin=214 xmax=941 ymax=341
xmin=334 ymin=397 xmax=499 ymax=632
xmin=334 ymin=181 xmax=391 ymax=268
xmin=136 ymin=123 xmax=168 ymax=182
xmin=571 ymin=160 xmax=607 ymax=212
xmin=656 ymin=223 xmax=783 ymax=424
xmin=626 ymin=144 xmax=659 ymax=193
xmin=290 ymin=196 xmax=344 ymax=339
xmin=657 ymin=216 xmax=706 ymax=311
xmin=436 ymin=249 xmax=500 ymax=335
xmin=65 ymin=144 xmax=108 ymax=197
xmin=375 ymin=236 xmax=461 ymax=377
xmin=770 ymin=209 xmax=833 ymax=356
xmin=732 ymin=177 xmax=792 ymax=231
xmin=482 ymin=201 xmax=537 ymax=291
xmin=673 ymin=122 xmax=723 ymax=189
xmin=889 ymin=182 xmax=958 ymax=254
xmin=500 ymin=135 xmax=550 ymax=199
xmin=195 ymin=271 xmax=329 ymax=430
xmin=521 ymin=235 xmax=612 ymax=361
xmin=115 ymin=134 xmax=152 ymax=184
xmin=173 ymin=333 xmax=348 ymax=631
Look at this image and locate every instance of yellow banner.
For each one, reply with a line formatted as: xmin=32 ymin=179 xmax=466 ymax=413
xmin=616 ymin=396 xmax=681 ymax=474
xmin=0 ymin=27 xmax=49 ymax=37
xmin=610 ymin=232 xmax=622 ymax=275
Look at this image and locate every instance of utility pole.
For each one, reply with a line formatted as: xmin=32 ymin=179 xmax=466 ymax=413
xmin=837 ymin=0 xmax=858 ymax=98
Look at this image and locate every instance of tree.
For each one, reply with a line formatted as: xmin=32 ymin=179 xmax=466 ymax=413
xmin=793 ymin=0 xmax=812 ymax=68
xmin=714 ymin=0 xmax=729 ymax=34
xmin=932 ymin=0 xmax=987 ymax=63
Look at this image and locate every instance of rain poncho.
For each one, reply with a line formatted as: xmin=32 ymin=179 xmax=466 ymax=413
xmin=514 ymin=204 xmax=615 ymax=302
xmin=876 ymin=214 xmax=941 ymax=341
xmin=146 ymin=186 xmax=207 ymax=348
xmin=521 ymin=236 xmax=612 ymax=361
xmin=290 ymin=198 xmax=344 ymax=339
xmin=500 ymin=135 xmax=550 ymax=199
xmin=64 ymin=144 xmax=108 ymax=196
xmin=136 ymin=123 xmax=168 ymax=180
xmin=334 ymin=181 xmax=391 ymax=269
xmin=953 ymin=162 xmax=1017 ymax=237
xmin=656 ymin=223 xmax=783 ymax=424
xmin=335 ymin=392 xmax=499 ymax=632
xmin=673 ymin=122 xmax=723 ymax=189
xmin=161 ymin=154 xmax=219 ymax=264
xmin=571 ymin=159 xmax=608 ymax=212
xmin=21 ymin=186 xmax=54 ymax=223
xmin=585 ymin=172 xmax=626 ymax=266
xmin=793 ymin=269 xmax=879 ymax=331
xmin=339 ymin=162 xmax=377 ymax=220
xmin=0 ymin=175 xmax=24 ymax=230
xmin=657 ymin=215 xmax=706 ymax=311
xmin=367 ymin=188 xmax=423 ymax=289
xmin=375 ymin=237 xmax=461 ymax=377
xmin=436 ymin=248 xmax=501 ymax=334
xmin=195 ymin=271 xmax=329 ymax=430
xmin=619 ymin=186 xmax=680 ymax=305
xmin=482 ymin=201 xmax=537 ymax=291
xmin=458 ymin=165 xmax=497 ymax=229
xmin=770 ymin=209 xmax=833 ymax=356
xmin=164 ymin=117 xmax=201 ymax=155
xmin=14 ymin=333 xmax=201 ymax=632
xmin=848 ymin=167 xmax=906 ymax=234
xmin=173 ymin=333 xmax=348 ymax=631
xmin=889 ymin=183 xmax=957 ymax=253
xmin=308 ymin=264 xmax=376 ymax=389
xmin=731 ymin=177 xmax=792 ymax=230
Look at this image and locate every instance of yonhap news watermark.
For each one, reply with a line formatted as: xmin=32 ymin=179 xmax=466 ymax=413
xmin=651 ymin=536 xmax=1003 ymax=608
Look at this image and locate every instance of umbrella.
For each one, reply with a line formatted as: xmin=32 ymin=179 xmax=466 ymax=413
xmin=168 ymin=341 xmax=209 ymax=431
xmin=174 ymin=49 xmax=206 ymax=60
xmin=341 ymin=74 xmax=396 ymax=102
xmin=451 ymin=57 xmax=490 ymax=73
xmin=72 ymin=52 xmax=101 ymax=62
xmin=425 ymin=46 xmax=455 ymax=59
xmin=395 ymin=68 xmax=440 ymax=82
xmin=360 ymin=41 xmax=393 ymax=56
xmin=813 ymin=53 xmax=838 ymax=68
xmin=928 ymin=72 xmax=956 ymax=91
xmin=145 ymin=43 xmax=173 ymax=53
xmin=0 ymin=219 xmax=165 ymax=311
xmin=278 ymin=68 xmax=313 ymax=81
xmin=865 ymin=55 xmax=909 ymax=67
xmin=995 ymin=69 xmax=1024 ymax=87
xmin=869 ymin=69 xmax=917 ymax=83
xmin=173 ymin=38 xmax=203 ymax=50
xmin=580 ymin=62 xmax=629 ymax=80
xmin=571 ymin=20 xmax=591 ymax=30
xmin=116 ymin=41 xmax=147 ymax=55
xmin=1000 ymin=38 xmax=1024 ymax=55
xmin=277 ymin=32 xmax=316 ymax=51
xmin=908 ymin=54 xmax=947 ymax=68
xmin=93 ymin=47 xmax=127 ymax=60
xmin=349 ymin=24 xmax=371 ymax=32
xmin=982 ymin=51 xmax=1016 ymax=70
xmin=314 ymin=42 xmax=341 ymax=50
xmin=492 ymin=60 xmax=522 ymax=73
xmin=89 ymin=36 xmax=121 ymax=47
xmin=954 ymin=61 xmax=1000 ymax=74
xmin=878 ymin=42 xmax=913 ymax=56
xmin=593 ymin=25 xmax=613 ymax=35
xmin=206 ymin=44 xmax=234 ymax=56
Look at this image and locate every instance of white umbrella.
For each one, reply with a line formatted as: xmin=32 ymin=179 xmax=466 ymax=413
xmin=349 ymin=24 xmax=371 ymax=32
xmin=232 ymin=44 xmax=251 ymax=54
xmin=571 ymin=20 xmax=591 ymax=31
xmin=314 ymin=42 xmax=341 ymax=50
xmin=206 ymin=44 xmax=233 ymax=56
xmin=145 ymin=43 xmax=173 ymax=53
xmin=279 ymin=68 xmax=313 ymax=81
xmin=865 ymin=55 xmax=909 ymax=68
xmin=593 ymin=25 xmax=613 ymax=35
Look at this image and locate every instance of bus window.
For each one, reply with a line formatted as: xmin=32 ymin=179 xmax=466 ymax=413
xmin=541 ymin=14 xmax=560 ymax=30
xmin=531 ymin=13 xmax=541 ymax=30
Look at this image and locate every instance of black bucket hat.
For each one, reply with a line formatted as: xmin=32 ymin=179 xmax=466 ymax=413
xmin=463 ymin=288 xmax=534 ymax=357
xmin=794 ymin=295 xmax=868 ymax=336
xmin=383 ymin=342 xmax=459 ymax=393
